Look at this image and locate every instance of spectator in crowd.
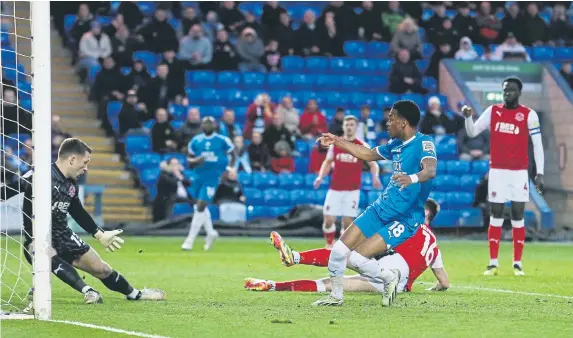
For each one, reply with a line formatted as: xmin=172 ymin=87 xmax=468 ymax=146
xmin=1 ymin=89 xmax=28 ymax=135
xmin=389 ymin=49 xmax=427 ymax=94
xmin=161 ymin=49 xmax=186 ymax=90
xmin=475 ymin=1 xmax=502 ymax=45
xmin=452 ymin=2 xmax=478 ymax=43
xmin=110 ymin=24 xmax=137 ymax=68
xmin=262 ymin=1 xmax=286 ymax=31
xmin=328 ymin=107 xmax=345 ymax=136
xmin=1 ymin=70 xmax=15 ymax=93
xmin=433 ymin=18 xmax=459 ymax=49
xmin=491 ymin=32 xmax=530 ymax=61
xmin=248 ymin=131 xmax=270 ymax=172
xmin=276 ymin=96 xmax=300 ymax=136
xmin=177 ymin=7 xmax=201 ymax=40
xmin=382 ymin=1 xmax=407 ymax=35
xmin=357 ymin=105 xmax=377 ymax=147
xmin=296 ymin=10 xmax=322 ymax=56
xmin=480 ymin=45 xmax=493 ymax=61
xmin=239 ymin=11 xmax=263 ymax=36
xmin=78 ymin=21 xmax=112 ymax=72
xmin=117 ymin=1 xmax=144 ymax=31
xmin=299 ymin=99 xmax=327 ymax=140
xmin=213 ymin=169 xmax=246 ymax=223
xmin=390 ymin=18 xmax=422 ymax=60
xmin=322 ymin=1 xmax=357 ymax=41
xmin=69 ymin=4 xmax=94 ymax=62
xmin=320 ymin=11 xmax=344 ymax=57
xmin=455 ymin=36 xmax=479 ymax=60
xmin=244 ymin=93 xmax=275 ymax=140
xmin=232 ymin=135 xmax=251 ymax=173
xmin=458 ymin=108 xmax=490 ymax=161
xmin=176 ymin=107 xmax=202 ymax=152
xmin=236 ymin=27 xmax=266 ymax=73
xmin=203 ymin=10 xmax=222 ymax=43
xmin=358 ymin=1 xmax=389 ymax=41
xmin=118 ymin=89 xmax=149 ymax=136
xmin=90 ymin=57 xmax=125 ymax=118
xmin=263 ymin=39 xmax=282 ymax=72
xmin=218 ymin=1 xmax=245 ymax=35
xmin=273 ymin=12 xmax=296 ymax=56
xmin=425 ymin=2 xmax=448 ymax=45
xmin=419 ymin=96 xmax=456 ymax=135
xmin=263 ymin=114 xmax=295 ymax=158
xmin=501 ymin=2 xmax=526 ymax=44
xmin=271 ymin=141 xmax=295 ymax=173
xmin=152 ymin=157 xmax=192 ymax=222
xmin=219 ymin=108 xmax=243 ymax=140
xmin=560 ymin=63 xmax=573 ymax=89
xmin=52 ymin=114 xmax=72 ymax=139
xmin=427 ymin=40 xmax=455 ymax=79
xmin=103 ymin=13 xmax=125 ymax=37
xmin=137 ymin=8 xmax=178 ymax=54
xmin=179 ymin=24 xmax=213 ymax=70
xmin=151 ymin=108 xmax=177 ymax=153
xmin=125 ymin=59 xmax=152 ymax=93
xmin=549 ymin=4 xmax=572 ymax=46
xmin=524 ymin=3 xmax=548 ymax=46
xmin=143 ymin=64 xmax=185 ymax=112
xmin=212 ymin=29 xmax=239 ymax=71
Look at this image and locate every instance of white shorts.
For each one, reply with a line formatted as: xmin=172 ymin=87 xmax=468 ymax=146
xmin=368 ymin=253 xmax=410 ymax=293
xmin=488 ymin=168 xmax=530 ymax=203
xmin=323 ymin=189 xmax=360 ymax=217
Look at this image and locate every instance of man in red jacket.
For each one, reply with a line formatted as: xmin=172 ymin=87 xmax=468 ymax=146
xmin=243 ymin=93 xmax=276 ymax=140
xmin=299 ymin=99 xmax=327 ymax=139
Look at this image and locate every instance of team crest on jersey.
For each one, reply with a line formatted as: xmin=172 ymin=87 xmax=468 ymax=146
xmin=68 ymin=185 xmax=76 ymax=198
xmin=491 ymin=191 xmax=497 ymax=197
xmin=515 ymin=112 xmax=525 ymax=122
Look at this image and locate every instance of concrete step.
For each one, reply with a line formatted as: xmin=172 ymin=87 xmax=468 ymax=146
xmin=52 ymin=96 xmax=88 ymax=103
xmin=85 ymin=204 xmax=149 ymax=214
xmin=91 ymin=152 xmax=121 ymax=162
xmin=98 ymin=212 xmax=152 ymax=223
xmin=90 ymin=163 xmax=125 ymax=171
xmin=86 ymin=143 xmax=115 ymax=153
xmin=103 ymin=187 xmax=144 ymax=198
xmin=61 ymin=118 xmax=102 ymax=128
xmin=79 ymin=135 xmax=114 ymax=146
xmin=85 ymin=195 xmax=142 ymax=206
xmin=86 ymin=176 xmax=134 ymax=187
xmin=67 ymin=127 xmax=106 ymax=136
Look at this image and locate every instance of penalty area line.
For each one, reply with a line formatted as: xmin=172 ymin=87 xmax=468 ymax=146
xmin=417 ymin=282 xmax=573 ymax=300
xmin=48 ymin=319 xmax=171 ymax=338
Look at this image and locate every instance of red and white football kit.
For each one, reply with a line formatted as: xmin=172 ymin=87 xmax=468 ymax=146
xmin=323 ymin=139 xmax=368 ymax=218
xmin=465 ymin=104 xmax=545 ymax=203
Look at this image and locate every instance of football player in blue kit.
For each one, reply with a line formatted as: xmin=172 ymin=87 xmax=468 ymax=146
xmin=313 ymin=100 xmax=437 ymax=307
xmin=182 ymin=117 xmax=236 ymax=252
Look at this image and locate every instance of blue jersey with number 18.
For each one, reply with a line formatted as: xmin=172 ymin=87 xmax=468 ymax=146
xmin=372 ymin=132 xmax=437 ymax=227
xmin=188 ymin=132 xmax=234 ymax=178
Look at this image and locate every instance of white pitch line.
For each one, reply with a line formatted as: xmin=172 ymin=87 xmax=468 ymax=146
xmin=48 ymin=319 xmax=171 ymax=338
xmin=417 ymin=282 xmax=573 ymax=300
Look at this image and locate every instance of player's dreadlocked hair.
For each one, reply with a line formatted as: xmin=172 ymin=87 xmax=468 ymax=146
xmin=58 ymin=138 xmax=92 ymax=158
xmin=392 ymin=100 xmax=421 ymax=127
xmin=503 ymin=76 xmax=523 ymax=91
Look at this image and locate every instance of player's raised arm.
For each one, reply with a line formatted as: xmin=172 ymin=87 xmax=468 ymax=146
xmin=317 ymin=133 xmax=383 ymax=162
xmin=528 ymin=110 xmax=545 ymax=193
xmin=462 ymin=105 xmax=491 ymax=138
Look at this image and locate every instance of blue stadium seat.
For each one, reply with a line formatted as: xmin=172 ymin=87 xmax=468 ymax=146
xmin=162 ymin=153 xmax=186 ymax=166
xmin=375 ymin=59 xmax=393 ymax=74
xmin=555 ymin=47 xmax=573 ymax=61
xmin=140 ymin=168 xmax=160 ymax=188
xmin=472 ymin=160 xmax=489 ymax=175
xmin=278 ymin=173 xmax=304 ymax=189
xmin=173 ymin=203 xmax=192 ymax=216
xmin=290 ymin=189 xmax=316 ymax=204
xmin=269 ymin=206 xmax=291 ymax=217
xmin=353 ymin=58 xmax=378 ymax=74
xmin=217 ymin=71 xmax=241 ymax=87
xmin=264 ymin=189 xmax=290 ymax=206
xmin=436 ymin=142 xmax=458 ymax=158
xmin=238 ymin=172 xmax=252 ymax=187
xmin=330 ymin=58 xmax=352 ymax=73
xmin=252 ymin=172 xmax=278 ymax=189
xmin=433 ymin=210 xmax=460 ymax=228
xmin=446 ymin=192 xmax=474 ymax=209
xmin=0 ymin=32 xmax=11 ymax=48
xmin=422 ymin=43 xmax=435 ymax=58
xmin=306 ymin=57 xmax=329 ymax=73
xmin=267 ymin=73 xmax=293 ymax=87
xmin=238 ymin=2 xmax=263 ymax=17
xmin=291 ymin=73 xmax=314 ymax=89
xmin=460 ymin=174 xmax=481 ymax=191
xmin=375 ymin=93 xmax=399 ymax=108
xmin=350 ymin=92 xmax=375 ymax=107
xmin=130 ymin=153 xmax=161 ymax=171
xmin=168 ymin=104 xmax=187 ymax=120
xmin=343 ymin=41 xmax=366 ymax=57
xmin=437 ymin=161 xmax=448 ymax=174
xmin=340 ymin=75 xmax=365 ymax=90
xmin=295 ymin=140 xmax=311 ymax=156
xmin=125 ymin=135 xmax=151 ymax=154
xmin=314 ymin=189 xmax=328 ymax=204
xmin=17 ymin=82 xmax=31 ymax=101
xmin=244 ymin=188 xmax=264 ymax=205
xmin=64 ymin=14 xmax=76 ymax=32
xmin=531 ymin=46 xmax=554 ymax=61
xmin=186 ymin=71 xmax=216 ymax=87
xmin=295 ymin=157 xmax=309 ymax=173
xmin=199 ymin=88 xmax=221 ymax=104
xmin=458 ymin=208 xmax=482 ymax=227
xmin=415 ymin=59 xmax=430 ymax=73
xmin=315 ymin=74 xmax=340 ymax=90
xmin=282 ymin=56 xmax=305 ymax=72
xmin=107 ymin=101 xmax=122 ymax=119
xmin=148 ymin=186 xmax=157 ymax=200
xmin=305 ymin=173 xmax=329 ymax=188
xmin=242 ymin=72 xmax=266 ymax=88
xmin=433 ymin=175 xmax=460 ymax=192
xmin=423 ymin=77 xmax=438 ymax=93
xmin=429 ymin=191 xmax=447 ymax=208
xmin=366 ymin=41 xmax=390 ymax=57
xmin=1 ymin=49 xmax=16 ymax=65
xmin=327 ymin=92 xmax=351 ymax=107
xmin=247 ymin=205 xmax=269 ymax=219
xmin=368 ymin=77 xmax=389 ymax=91
xmin=133 ymin=51 xmax=158 ymax=70
xmin=447 ymin=160 xmax=471 ymax=175
xmin=400 ymin=93 xmax=425 ymax=108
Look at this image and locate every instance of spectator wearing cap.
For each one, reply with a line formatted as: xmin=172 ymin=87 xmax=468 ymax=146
xmin=212 ymin=29 xmax=239 ymax=71
xmin=179 ymin=24 xmax=213 ymax=70
xmin=328 ymin=107 xmax=345 ymax=136
xmin=219 ymin=108 xmax=243 ymax=140
xmin=78 ymin=21 xmax=112 ymax=73
xmin=118 ymin=89 xmax=150 ymax=136
xmin=389 ymin=49 xmax=427 ymax=94
xmin=276 ymin=96 xmax=300 ymax=135
xmin=125 ymin=59 xmax=152 ymax=93
xmin=458 ymin=108 xmax=490 ymax=162
xmin=419 ymin=96 xmax=457 ymax=135
xmin=524 ymin=3 xmax=548 ymax=46
xmin=390 ymin=18 xmax=423 ymax=59
xmin=137 ymin=8 xmax=179 ymax=53
xmin=299 ymin=99 xmax=327 ymax=140
xmin=356 ymin=105 xmax=377 ymax=147
xmin=452 ymin=2 xmax=478 ymax=43
xmin=151 ymin=108 xmax=177 ymax=153
xmin=491 ymin=32 xmax=530 ymax=61
xmin=236 ymin=27 xmax=266 ymax=73
xmin=455 ymin=36 xmax=479 ymax=61
xmin=427 ymin=40 xmax=455 ymax=79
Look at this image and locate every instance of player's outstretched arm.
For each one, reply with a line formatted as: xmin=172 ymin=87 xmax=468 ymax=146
xmin=428 ymin=267 xmax=450 ymax=291
xmin=68 ymin=198 xmax=124 ymax=252
xmin=317 ymin=133 xmax=382 ymax=162
xmin=462 ymin=105 xmax=491 ymax=138
xmin=393 ymin=158 xmax=437 ymax=191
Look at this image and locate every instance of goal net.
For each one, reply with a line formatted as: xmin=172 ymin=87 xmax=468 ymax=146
xmin=1 ymin=1 xmax=52 ymax=320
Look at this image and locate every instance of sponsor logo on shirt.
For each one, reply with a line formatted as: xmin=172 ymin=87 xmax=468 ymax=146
xmin=422 ymin=141 xmax=435 ymax=152
xmin=494 ymin=122 xmax=520 ymax=135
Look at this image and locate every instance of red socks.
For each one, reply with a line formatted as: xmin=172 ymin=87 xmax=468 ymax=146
xmin=323 ymin=224 xmax=336 ymax=247
xmin=299 ymin=248 xmax=331 ymax=266
xmin=512 ymin=221 xmax=525 ymax=263
xmin=488 ymin=220 xmax=503 ymax=264
xmin=275 ymin=280 xmax=317 ymax=292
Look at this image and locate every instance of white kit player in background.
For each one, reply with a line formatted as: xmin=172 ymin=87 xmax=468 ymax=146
xmin=462 ymin=77 xmax=544 ymax=277
xmin=313 ymin=116 xmax=381 ymax=249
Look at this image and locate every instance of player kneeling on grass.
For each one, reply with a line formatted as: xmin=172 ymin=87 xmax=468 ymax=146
xmin=1 ymin=138 xmax=166 ymax=304
xmin=245 ymin=199 xmax=449 ymax=295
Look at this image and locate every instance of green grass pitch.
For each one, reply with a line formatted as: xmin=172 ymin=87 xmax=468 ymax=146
xmin=2 ymin=236 xmax=572 ymax=337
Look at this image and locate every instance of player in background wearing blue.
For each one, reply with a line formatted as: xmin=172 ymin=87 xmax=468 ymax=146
xmin=314 ymin=100 xmax=437 ymax=307
xmin=182 ymin=117 xmax=236 ymax=252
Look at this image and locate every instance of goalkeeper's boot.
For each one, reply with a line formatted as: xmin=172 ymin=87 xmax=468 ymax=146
xmin=483 ymin=265 xmax=499 ymax=276
xmin=382 ymin=269 xmax=401 ymax=307
xmin=312 ymin=295 xmax=343 ymax=306
xmin=513 ymin=264 xmax=525 ymax=276
xmin=84 ymin=289 xmax=103 ymax=304
xmin=204 ymin=231 xmax=219 ymax=251
xmin=136 ymin=288 xmax=166 ymax=301
xmin=244 ymin=278 xmax=274 ymax=291
xmin=270 ymin=231 xmax=294 ymax=267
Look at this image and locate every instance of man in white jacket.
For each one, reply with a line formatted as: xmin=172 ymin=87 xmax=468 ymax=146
xmin=78 ymin=21 xmax=112 ymax=72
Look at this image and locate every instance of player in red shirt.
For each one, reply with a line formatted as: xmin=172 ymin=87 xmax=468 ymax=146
xmin=313 ymin=116 xmax=382 ymax=249
xmin=462 ymin=77 xmax=544 ymax=276
xmin=244 ymin=199 xmax=450 ymax=294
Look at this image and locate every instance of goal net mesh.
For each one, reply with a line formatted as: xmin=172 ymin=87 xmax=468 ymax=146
xmin=0 ymin=0 xmax=35 ymax=317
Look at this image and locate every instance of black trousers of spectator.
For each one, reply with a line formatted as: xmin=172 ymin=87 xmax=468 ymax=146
xmin=152 ymin=197 xmax=194 ymax=223
xmin=390 ymin=82 xmax=428 ymax=95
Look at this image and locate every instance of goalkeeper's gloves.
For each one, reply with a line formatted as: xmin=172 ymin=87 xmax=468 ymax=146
xmin=94 ymin=230 xmax=124 ymax=252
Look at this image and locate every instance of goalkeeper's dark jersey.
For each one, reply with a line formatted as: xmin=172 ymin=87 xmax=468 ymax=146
xmin=0 ymin=163 xmax=101 ymax=244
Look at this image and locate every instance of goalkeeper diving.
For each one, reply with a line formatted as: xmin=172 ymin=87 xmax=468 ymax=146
xmin=1 ymin=138 xmax=165 ymax=304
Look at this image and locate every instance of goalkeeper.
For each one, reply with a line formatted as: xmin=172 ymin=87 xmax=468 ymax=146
xmin=1 ymin=138 xmax=165 ymax=303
